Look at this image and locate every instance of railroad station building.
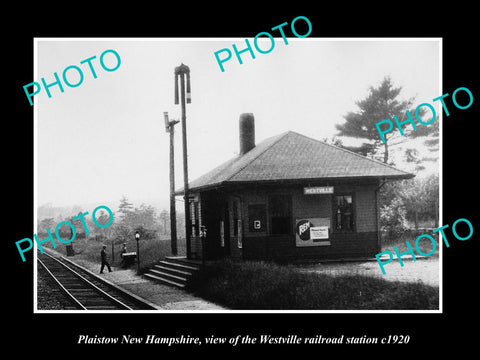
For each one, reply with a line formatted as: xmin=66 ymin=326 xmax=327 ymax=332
xmin=177 ymin=113 xmax=413 ymax=262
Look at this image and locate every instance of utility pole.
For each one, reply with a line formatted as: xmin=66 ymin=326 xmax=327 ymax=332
xmin=174 ymin=63 xmax=192 ymax=259
xmin=164 ymin=111 xmax=180 ymax=256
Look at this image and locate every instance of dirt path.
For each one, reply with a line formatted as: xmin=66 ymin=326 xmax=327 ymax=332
xmin=297 ymin=257 xmax=440 ymax=287
xmin=61 ymin=256 xmax=227 ymax=311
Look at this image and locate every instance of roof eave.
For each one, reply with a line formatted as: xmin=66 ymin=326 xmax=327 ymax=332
xmin=175 ymin=173 xmax=415 ymax=194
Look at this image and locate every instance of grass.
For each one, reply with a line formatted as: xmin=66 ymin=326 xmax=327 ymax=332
xmin=381 ymin=229 xmax=440 ymax=257
xmin=39 ymin=229 xmax=438 ymax=310
xmin=40 ymin=234 xmax=185 ymax=273
xmin=190 ymin=259 xmax=439 ymax=310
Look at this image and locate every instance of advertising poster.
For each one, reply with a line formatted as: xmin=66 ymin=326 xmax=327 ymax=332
xmin=295 ymin=218 xmax=331 ymax=246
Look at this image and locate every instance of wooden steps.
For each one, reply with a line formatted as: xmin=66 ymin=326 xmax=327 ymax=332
xmin=144 ymin=256 xmax=202 ymax=289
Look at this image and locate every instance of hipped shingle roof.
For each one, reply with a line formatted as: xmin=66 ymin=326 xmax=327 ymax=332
xmin=179 ymin=131 xmax=413 ymax=193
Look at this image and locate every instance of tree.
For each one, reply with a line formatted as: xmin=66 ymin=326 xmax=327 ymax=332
xmin=321 ymin=136 xmax=344 ymax=147
xmin=159 ymin=209 xmax=169 ymax=235
xmin=38 ymin=217 xmax=55 ymax=233
xmin=112 ymin=223 xmax=133 ymax=243
xmin=113 ymin=197 xmax=160 ymax=241
xmin=380 ymin=196 xmax=408 ymax=238
xmin=122 ymin=204 xmax=157 ymax=231
xmin=398 ymin=174 xmax=439 ymax=228
xmin=341 ymin=142 xmax=377 ymax=157
xmin=118 ymin=195 xmax=134 ymax=219
xmin=336 ymin=76 xmax=416 ymax=164
xmin=379 ymin=174 xmax=439 ymax=232
xmin=93 ymin=208 xmax=115 ymax=240
xmin=404 ymin=116 xmax=439 ymax=170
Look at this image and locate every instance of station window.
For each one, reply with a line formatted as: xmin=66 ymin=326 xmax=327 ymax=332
xmin=268 ymin=194 xmax=292 ymax=235
xmin=334 ymin=195 xmax=354 ymax=231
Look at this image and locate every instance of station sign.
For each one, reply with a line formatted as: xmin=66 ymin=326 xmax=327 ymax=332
xmin=304 ymin=186 xmax=334 ymax=195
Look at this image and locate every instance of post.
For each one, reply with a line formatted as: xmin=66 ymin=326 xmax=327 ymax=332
xmin=169 ymin=124 xmax=178 ymax=255
xmin=175 ymin=63 xmax=192 ymax=259
xmin=66 ymin=216 xmax=75 ymax=256
xmin=164 ymin=112 xmax=179 ymax=256
xmin=181 ymin=73 xmax=191 ymax=259
xmin=135 ymin=231 xmax=140 ymax=274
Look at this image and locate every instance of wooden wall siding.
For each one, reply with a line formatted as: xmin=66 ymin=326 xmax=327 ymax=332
xmin=228 ymin=197 xmax=243 ymax=259
xmin=242 ymin=191 xmax=267 ymax=239
xmin=243 ymin=232 xmax=378 ymax=261
xmin=191 ymin=236 xmax=202 ymax=259
xmin=242 ymin=235 xmax=267 ymax=260
xmin=239 ymin=182 xmax=378 ymax=237
xmin=292 ymin=190 xmax=331 ymax=220
xmin=192 ymin=180 xmax=380 ymax=260
xmin=355 ymin=189 xmax=377 ymax=233
xmin=229 ymin=239 xmax=243 ymax=258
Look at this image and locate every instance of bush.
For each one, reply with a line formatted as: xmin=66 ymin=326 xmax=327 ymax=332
xmin=190 ymin=259 xmax=438 ymax=310
xmin=45 ymin=235 xmax=186 ymax=272
xmin=380 ymin=197 xmax=408 ymax=238
xmin=379 ymin=176 xmax=439 ymax=231
xmin=136 ymin=238 xmax=186 ymax=273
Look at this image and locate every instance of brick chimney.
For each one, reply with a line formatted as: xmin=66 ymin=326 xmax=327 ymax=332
xmin=239 ymin=113 xmax=255 ymax=155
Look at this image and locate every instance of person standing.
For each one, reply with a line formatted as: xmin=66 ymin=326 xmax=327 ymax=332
xmin=100 ymin=245 xmax=112 ymax=274
xmin=119 ymin=243 xmax=127 ymax=267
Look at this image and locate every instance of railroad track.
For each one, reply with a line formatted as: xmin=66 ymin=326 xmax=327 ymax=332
xmin=37 ymin=251 xmax=158 ymax=310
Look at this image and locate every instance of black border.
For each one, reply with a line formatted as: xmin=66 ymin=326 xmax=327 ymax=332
xmin=6 ymin=4 xmax=479 ymax=355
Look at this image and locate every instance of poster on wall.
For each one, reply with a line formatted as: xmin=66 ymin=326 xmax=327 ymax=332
xmin=295 ymin=218 xmax=331 ymax=247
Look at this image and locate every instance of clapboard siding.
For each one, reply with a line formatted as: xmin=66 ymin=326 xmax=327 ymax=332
xmin=193 ymin=180 xmax=380 ymax=261
xmin=243 ymin=232 xmax=378 ymax=261
xmin=293 ymin=189 xmax=331 ymax=220
xmin=240 ymin=182 xmax=379 ymax=260
xmin=229 ymin=198 xmax=243 ymax=259
xmin=355 ymin=189 xmax=377 ymax=233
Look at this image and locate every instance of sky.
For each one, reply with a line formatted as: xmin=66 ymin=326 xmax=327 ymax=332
xmin=35 ymin=38 xmax=440 ymax=211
